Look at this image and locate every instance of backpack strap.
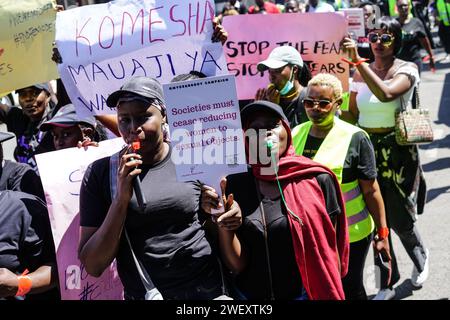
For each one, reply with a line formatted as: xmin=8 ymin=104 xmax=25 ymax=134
xmin=108 ymin=150 xmax=162 ymax=300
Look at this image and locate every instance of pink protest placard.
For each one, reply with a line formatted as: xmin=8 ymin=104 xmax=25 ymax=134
xmin=222 ymin=13 xmax=349 ymax=100
xmin=35 ymin=138 xmax=125 ymax=300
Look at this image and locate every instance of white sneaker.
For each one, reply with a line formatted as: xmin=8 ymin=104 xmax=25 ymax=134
xmin=372 ymin=288 xmax=396 ymax=300
xmin=411 ymin=249 xmax=429 ymax=287
xmin=440 ymin=54 xmax=450 ymax=64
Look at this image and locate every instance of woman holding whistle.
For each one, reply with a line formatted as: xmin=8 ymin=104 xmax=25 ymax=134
xmin=78 ymin=76 xmax=230 ymax=300
xmin=201 ymin=100 xmax=349 ymax=300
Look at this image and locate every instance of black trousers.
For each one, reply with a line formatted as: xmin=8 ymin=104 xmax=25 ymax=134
xmin=342 ymin=233 xmax=373 ymax=300
xmin=375 ymin=182 xmax=427 ymax=289
xmin=439 ymin=23 xmax=450 ymax=54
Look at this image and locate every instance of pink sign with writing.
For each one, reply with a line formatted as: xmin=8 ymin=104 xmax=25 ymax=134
xmin=222 ymin=13 xmax=349 ymax=100
xmin=35 ymin=138 xmax=125 ymax=300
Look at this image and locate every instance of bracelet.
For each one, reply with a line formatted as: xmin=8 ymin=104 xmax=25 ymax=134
xmin=15 ymin=269 xmax=32 ymax=297
xmin=377 ymin=227 xmax=389 ymax=240
xmin=341 ymin=57 xmax=369 ymax=66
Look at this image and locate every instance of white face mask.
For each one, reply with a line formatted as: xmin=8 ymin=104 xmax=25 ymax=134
xmin=278 ymin=67 xmax=294 ymax=96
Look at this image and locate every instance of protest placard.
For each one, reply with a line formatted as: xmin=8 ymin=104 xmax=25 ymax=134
xmin=35 ymin=138 xmax=125 ymax=300
xmin=222 ymin=13 xmax=349 ymax=100
xmin=0 ymin=0 xmax=59 ymax=95
xmin=340 ymin=8 xmax=365 ymax=39
xmin=55 ymin=0 xmax=228 ymax=118
xmin=163 ymin=75 xmax=247 ymax=200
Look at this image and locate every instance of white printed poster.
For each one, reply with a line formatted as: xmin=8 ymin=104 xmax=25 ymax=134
xmin=163 ymin=75 xmax=247 ymax=198
xmin=340 ymin=8 xmax=365 ymax=38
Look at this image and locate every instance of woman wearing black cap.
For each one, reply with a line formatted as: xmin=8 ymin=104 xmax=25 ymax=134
xmin=78 ymin=76 xmax=229 ymax=300
xmin=201 ymin=100 xmax=349 ymax=300
xmin=0 ymin=84 xmax=56 ymax=171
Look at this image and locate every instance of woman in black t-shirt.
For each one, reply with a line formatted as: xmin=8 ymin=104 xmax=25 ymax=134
xmin=396 ymin=0 xmax=435 ymax=73
xmin=78 ymin=77 xmax=226 ymax=300
xmin=291 ymin=73 xmax=390 ymax=300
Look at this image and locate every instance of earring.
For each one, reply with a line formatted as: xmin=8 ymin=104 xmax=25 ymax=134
xmin=161 ymin=122 xmax=170 ymax=142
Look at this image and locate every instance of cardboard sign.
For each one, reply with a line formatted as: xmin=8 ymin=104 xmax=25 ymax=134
xmin=0 ymin=0 xmax=59 ymax=95
xmin=222 ymin=13 xmax=349 ymax=100
xmin=36 ymin=138 xmax=125 ymax=300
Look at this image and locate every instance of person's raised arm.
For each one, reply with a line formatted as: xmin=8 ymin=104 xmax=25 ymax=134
xmin=78 ymin=151 xmax=141 ymax=277
xmin=95 ymin=114 xmax=120 ymax=137
xmin=341 ymin=37 xmax=415 ymax=102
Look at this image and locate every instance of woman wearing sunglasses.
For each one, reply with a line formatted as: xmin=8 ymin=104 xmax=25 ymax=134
xmin=291 ymin=73 xmax=390 ymax=300
xmin=341 ymin=16 xmax=429 ymax=300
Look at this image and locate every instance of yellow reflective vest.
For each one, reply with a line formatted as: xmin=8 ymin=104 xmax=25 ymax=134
xmin=437 ymin=0 xmax=450 ymax=26
xmin=292 ymin=118 xmax=375 ymax=243
xmin=388 ymin=0 xmax=413 ymax=18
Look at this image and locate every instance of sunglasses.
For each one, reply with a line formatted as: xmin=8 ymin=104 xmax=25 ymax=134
xmin=367 ymin=32 xmax=395 ymax=47
xmin=303 ymin=98 xmax=334 ymax=110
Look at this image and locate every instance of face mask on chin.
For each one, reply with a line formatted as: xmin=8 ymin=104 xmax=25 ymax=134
xmin=278 ymin=67 xmax=295 ymax=96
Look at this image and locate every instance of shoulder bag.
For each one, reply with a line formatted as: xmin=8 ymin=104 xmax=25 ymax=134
xmin=395 ymin=85 xmax=434 ymax=145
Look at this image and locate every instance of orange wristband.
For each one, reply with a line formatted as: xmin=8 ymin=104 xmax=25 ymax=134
xmin=341 ymin=57 xmax=369 ymax=66
xmin=377 ymin=227 xmax=389 ymax=240
xmin=15 ymin=270 xmax=32 ymax=297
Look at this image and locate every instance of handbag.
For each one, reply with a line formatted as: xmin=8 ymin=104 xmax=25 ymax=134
xmin=395 ymin=85 xmax=434 ymax=145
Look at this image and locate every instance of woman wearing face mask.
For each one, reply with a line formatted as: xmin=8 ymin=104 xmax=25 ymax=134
xmin=201 ymin=100 xmax=349 ymax=300
xmin=341 ymin=16 xmax=429 ymax=300
xmin=255 ymin=46 xmax=312 ymax=128
xmin=78 ymin=76 xmax=230 ymax=300
xmin=292 ymin=73 xmax=390 ymax=300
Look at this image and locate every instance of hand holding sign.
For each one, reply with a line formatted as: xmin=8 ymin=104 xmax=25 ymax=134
xmin=200 ymin=178 xmax=242 ymax=230
xmin=340 ymin=36 xmax=360 ymax=63
xmin=217 ymin=178 xmax=242 ymax=230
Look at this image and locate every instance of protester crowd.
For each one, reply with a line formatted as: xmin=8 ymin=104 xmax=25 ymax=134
xmin=2 ymin=0 xmax=447 ymax=300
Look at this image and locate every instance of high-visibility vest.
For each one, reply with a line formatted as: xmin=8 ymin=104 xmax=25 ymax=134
xmin=335 ymin=0 xmax=345 ymax=10
xmin=388 ymin=0 xmax=413 ymax=18
xmin=437 ymin=0 xmax=450 ymax=26
xmin=292 ymin=118 xmax=375 ymax=243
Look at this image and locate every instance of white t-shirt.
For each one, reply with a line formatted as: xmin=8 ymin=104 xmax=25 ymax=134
xmin=350 ymin=63 xmax=420 ymax=128
xmin=308 ymin=1 xmax=336 ymax=13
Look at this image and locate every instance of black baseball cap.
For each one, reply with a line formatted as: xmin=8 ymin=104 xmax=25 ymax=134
xmin=16 ymin=83 xmax=51 ymax=95
xmin=0 ymin=132 xmax=15 ymax=143
xmin=106 ymin=76 xmax=164 ymax=109
xmin=40 ymin=104 xmax=96 ymax=131
xmin=241 ymin=100 xmax=289 ymax=126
